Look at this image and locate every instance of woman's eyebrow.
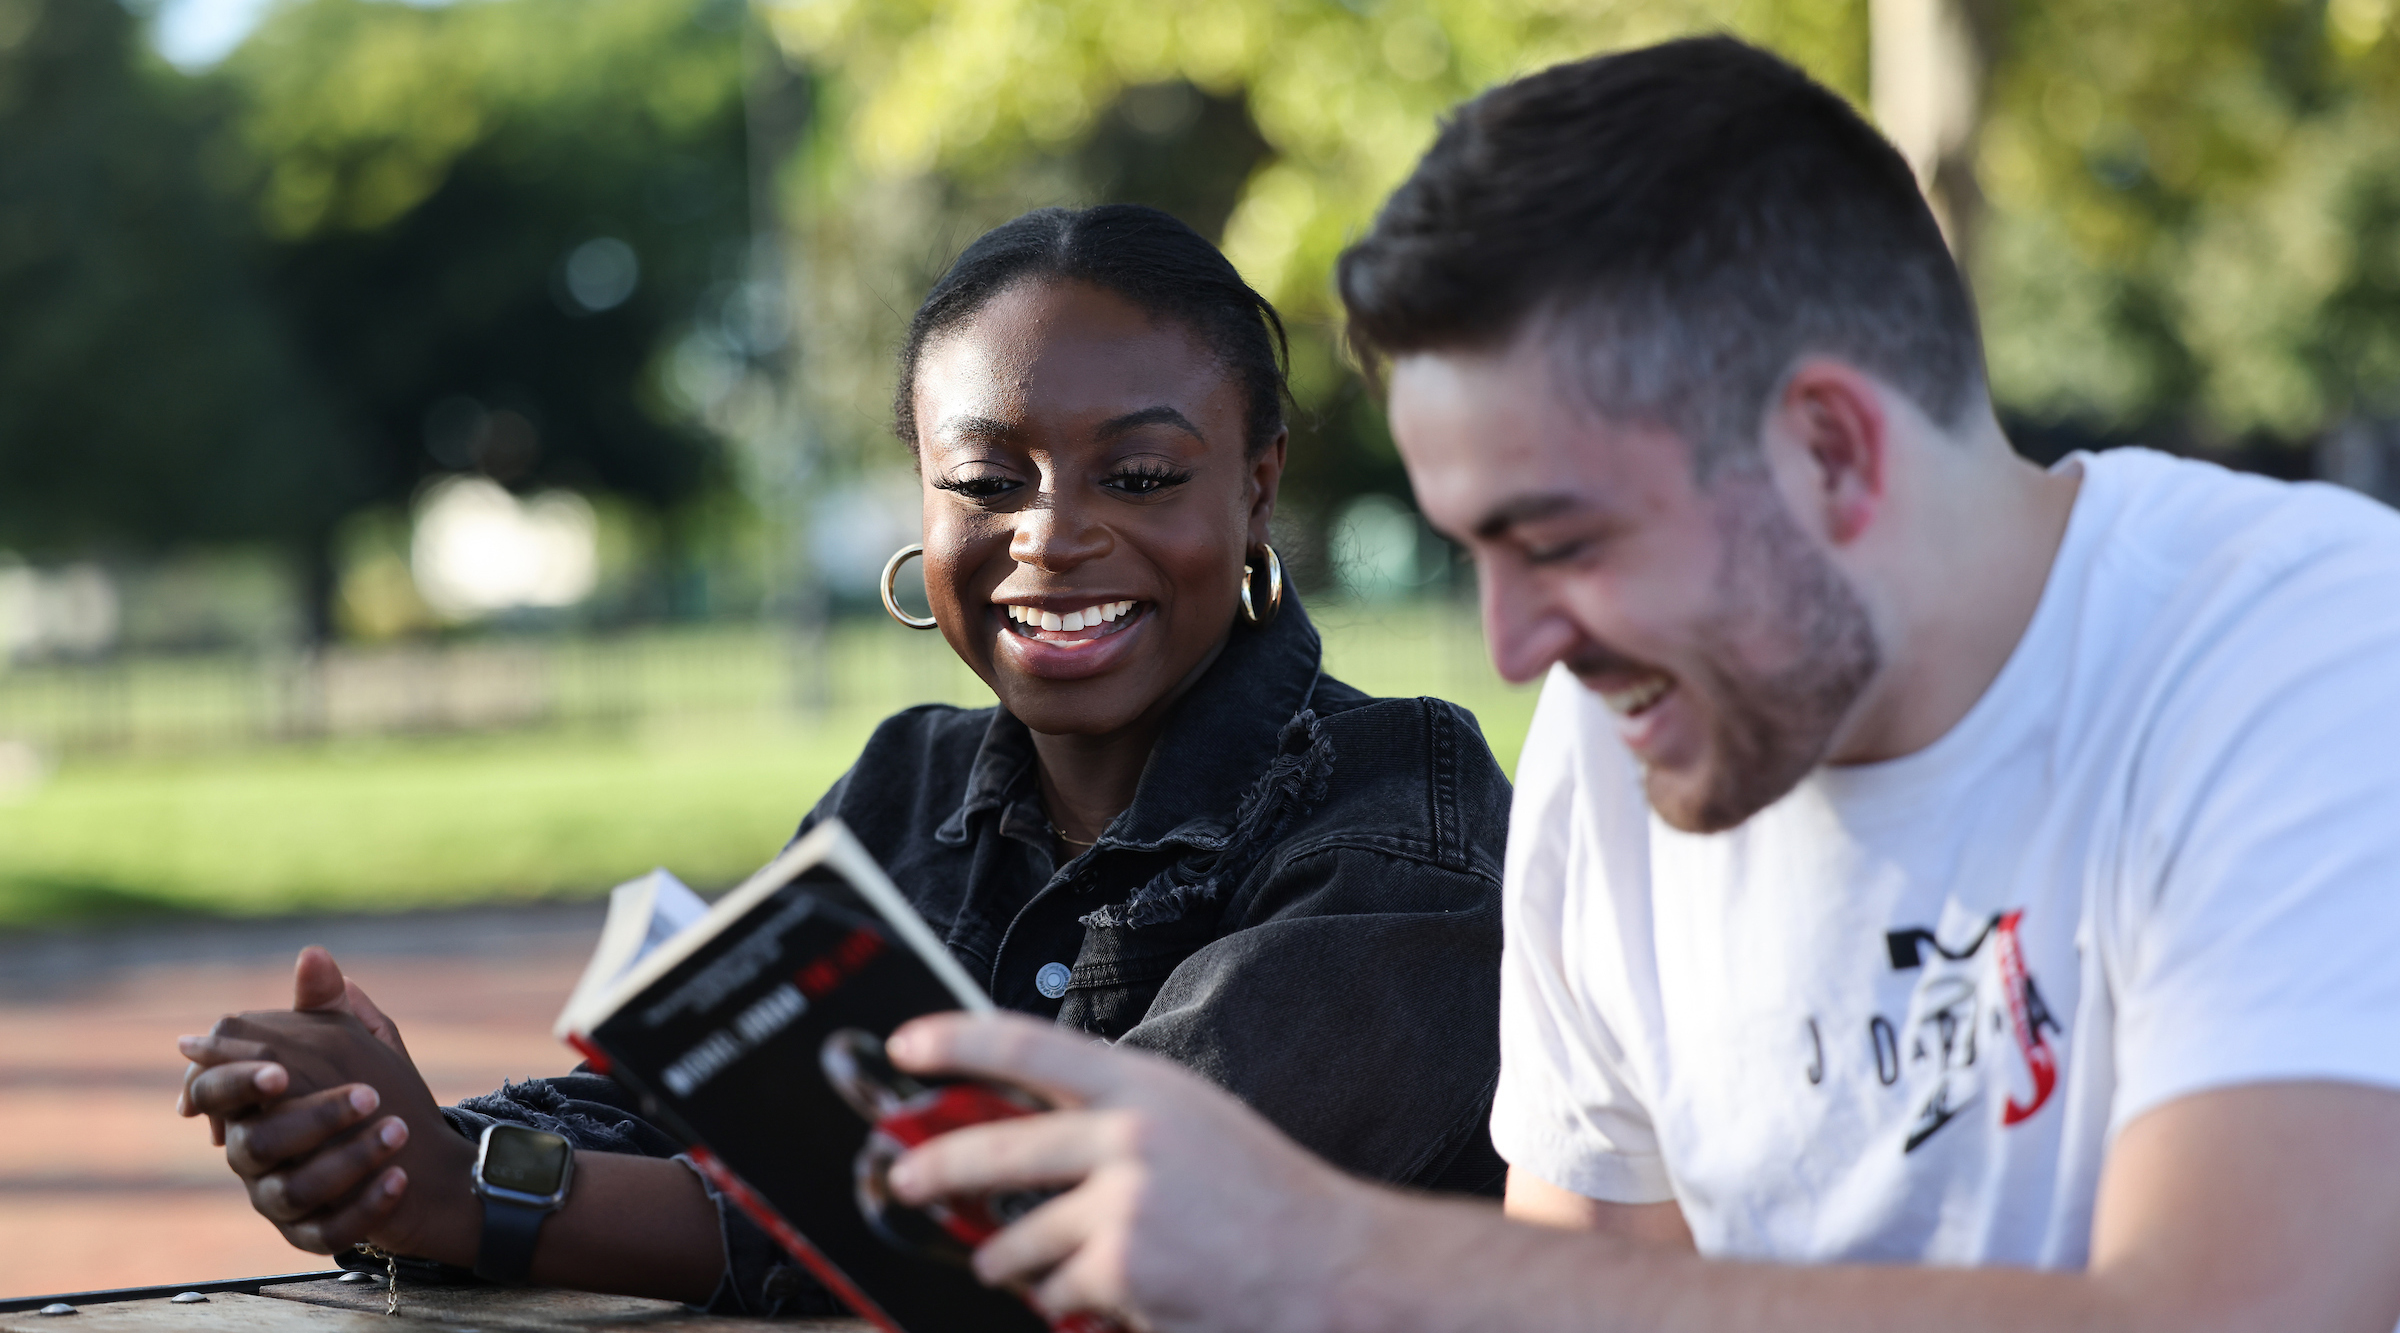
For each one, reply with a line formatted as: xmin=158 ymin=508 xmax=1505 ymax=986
xmin=1095 ymin=405 xmax=1204 ymax=441
xmin=935 ymin=414 xmax=1017 ymax=444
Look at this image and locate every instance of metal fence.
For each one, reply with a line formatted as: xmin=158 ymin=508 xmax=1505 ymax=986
xmin=0 ymin=600 xmax=1518 ymax=761
xmin=0 ymin=622 xmax=995 ymax=758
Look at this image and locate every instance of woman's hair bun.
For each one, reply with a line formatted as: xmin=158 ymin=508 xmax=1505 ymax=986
xmin=893 ymin=204 xmax=1290 ymax=458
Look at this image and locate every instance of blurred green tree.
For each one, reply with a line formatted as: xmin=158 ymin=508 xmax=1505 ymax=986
xmin=770 ymin=0 xmax=2400 ymax=504
xmin=0 ymin=0 xmax=760 ymax=637
xmin=759 ymin=0 xmax=1868 ymax=587
xmin=0 ymin=0 xmax=340 ymax=561
xmin=221 ymin=0 xmax=758 ymax=625
xmin=1974 ymin=0 xmax=2400 ymax=451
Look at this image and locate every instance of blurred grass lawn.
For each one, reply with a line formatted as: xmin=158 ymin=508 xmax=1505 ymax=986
xmin=0 ymin=602 xmax=1534 ymax=927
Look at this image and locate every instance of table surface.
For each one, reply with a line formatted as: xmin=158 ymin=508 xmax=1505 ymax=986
xmin=0 ymin=1278 xmax=872 ymax=1331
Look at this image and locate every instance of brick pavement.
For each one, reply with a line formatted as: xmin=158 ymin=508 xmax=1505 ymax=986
xmin=0 ymin=905 xmax=605 ymax=1300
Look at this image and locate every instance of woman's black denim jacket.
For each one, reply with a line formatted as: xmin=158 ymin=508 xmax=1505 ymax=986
xmin=445 ymin=596 xmax=1512 ymax=1315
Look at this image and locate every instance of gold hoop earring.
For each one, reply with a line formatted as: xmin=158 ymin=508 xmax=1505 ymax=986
xmin=880 ymin=543 xmax=938 ymax=630
xmin=1239 ymin=543 xmax=1284 ymax=625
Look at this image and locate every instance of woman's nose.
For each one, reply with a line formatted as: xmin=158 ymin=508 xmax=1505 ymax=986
xmin=1008 ymin=490 xmax=1113 ymax=572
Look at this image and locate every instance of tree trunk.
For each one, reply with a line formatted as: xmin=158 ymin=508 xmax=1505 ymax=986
xmin=1870 ymin=0 xmax=1996 ymax=265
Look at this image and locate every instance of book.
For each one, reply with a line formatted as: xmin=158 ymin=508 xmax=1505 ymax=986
xmin=556 ymin=820 xmax=1109 ymax=1333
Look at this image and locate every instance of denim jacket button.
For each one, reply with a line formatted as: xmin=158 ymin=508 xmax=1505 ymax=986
xmin=1034 ymin=961 xmax=1073 ymax=999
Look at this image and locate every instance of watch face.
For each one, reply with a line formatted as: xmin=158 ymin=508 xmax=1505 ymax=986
xmin=481 ymin=1126 xmax=571 ymax=1197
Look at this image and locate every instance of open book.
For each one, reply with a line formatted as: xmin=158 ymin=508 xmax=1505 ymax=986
xmin=556 ymin=821 xmax=1110 ymax=1333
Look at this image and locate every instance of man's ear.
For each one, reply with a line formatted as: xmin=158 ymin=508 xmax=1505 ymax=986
xmin=1769 ymin=359 xmax=1887 ymax=547
xmin=1246 ymin=428 xmax=1289 ymax=548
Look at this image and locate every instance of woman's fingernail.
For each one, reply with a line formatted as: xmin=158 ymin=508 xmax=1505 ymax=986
xmin=349 ymin=1085 xmax=379 ymax=1115
xmin=254 ymin=1066 xmax=286 ymax=1094
xmin=379 ymin=1119 xmax=407 ymax=1149
xmin=383 ymin=1168 xmax=407 ymax=1198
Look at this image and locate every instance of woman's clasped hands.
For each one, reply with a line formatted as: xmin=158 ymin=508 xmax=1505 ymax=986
xmin=175 ymin=945 xmax=479 ymax=1261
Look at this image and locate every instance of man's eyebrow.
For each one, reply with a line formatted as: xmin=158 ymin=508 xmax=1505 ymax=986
xmin=1473 ymin=492 xmax=1584 ymax=541
xmin=1095 ymin=405 xmax=1203 ymax=441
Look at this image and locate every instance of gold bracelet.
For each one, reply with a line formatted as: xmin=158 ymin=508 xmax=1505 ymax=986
xmin=353 ymin=1243 xmax=400 ymax=1317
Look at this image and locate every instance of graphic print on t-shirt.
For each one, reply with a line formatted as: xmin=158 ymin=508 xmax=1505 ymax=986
xmin=1879 ymin=904 xmax=2063 ymax=1153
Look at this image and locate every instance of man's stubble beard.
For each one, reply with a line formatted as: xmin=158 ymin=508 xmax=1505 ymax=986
xmin=1647 ymin=467 xmax=1882 ymax=834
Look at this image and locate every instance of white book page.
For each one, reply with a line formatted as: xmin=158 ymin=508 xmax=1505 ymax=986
xmin=636 ymin=869 xmax=710 ymax=965
xmin=555 ymin=819 xmax=990 ymax=1040
xmin=556 ymin=867 xmax=713 ymax=1042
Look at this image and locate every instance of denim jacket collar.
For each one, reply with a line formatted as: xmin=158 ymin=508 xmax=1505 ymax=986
xmin=930 ymin=597 xmax=1326 ymax=858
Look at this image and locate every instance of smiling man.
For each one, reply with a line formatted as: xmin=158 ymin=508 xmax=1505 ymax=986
xmin=880 ymin=35 xmax=2400 ymax=1333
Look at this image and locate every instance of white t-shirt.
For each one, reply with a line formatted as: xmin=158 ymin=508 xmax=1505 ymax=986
xmin=1490 ymin=447 xmax=2400 ymax=1268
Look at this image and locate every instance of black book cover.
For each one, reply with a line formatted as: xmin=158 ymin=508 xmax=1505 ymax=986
xmin=556 ymin=821 xmax=1068 ymax=1333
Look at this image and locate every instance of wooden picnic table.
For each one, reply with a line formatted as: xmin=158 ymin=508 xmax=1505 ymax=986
xmin=0 ymin=1277 xmax=871 ymax=1331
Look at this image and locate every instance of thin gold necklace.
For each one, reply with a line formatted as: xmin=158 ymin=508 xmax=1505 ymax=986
xmin=1050 ymin=825 xmax=1097 ymax=847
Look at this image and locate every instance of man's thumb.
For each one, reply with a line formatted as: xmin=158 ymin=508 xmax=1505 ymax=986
xmin=293 ymin=945 xmax=350 ymax=1013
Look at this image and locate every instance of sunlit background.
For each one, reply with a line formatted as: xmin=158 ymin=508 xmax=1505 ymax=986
xmin=5 ymin=0 xmax=2400 ymax=1300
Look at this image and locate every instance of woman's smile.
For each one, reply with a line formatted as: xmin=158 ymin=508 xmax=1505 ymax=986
xmin=994 ymin=598 xmax=1155 ymax=681
xmin=1000 ymin=598 xmax=1143 ymax=638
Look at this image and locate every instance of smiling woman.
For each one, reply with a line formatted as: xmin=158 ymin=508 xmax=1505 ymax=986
xmin=905 ymin=265 xmax=1284 ymax=835
xmin=172 ymin=206 xmax=1515 ymax=1318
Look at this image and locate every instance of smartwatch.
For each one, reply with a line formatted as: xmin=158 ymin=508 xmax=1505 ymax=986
xmin=470 ymin=1123 xmax=574 ymax=1285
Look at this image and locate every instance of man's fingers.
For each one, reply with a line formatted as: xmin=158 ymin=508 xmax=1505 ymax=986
xmin=248 ymin=1115 xmax=408 ymax=1222
xmin=887 ymin=1011 xmax=1135 ymax=1108
xmin=185 ymin=1060 xmax=290 ymax=1116
xmin=1032 ymin=1231 xmax=1140 ymax=1328
xmin=281 ymin=1166 xmax=407 ymax=1255
xmin=971 ymin=1175 xmax=1115 ymax=1291
xmin=1012 ymin=1180 xmax=1144 ymax=1329
xmin=292 ymin=946 xmax=348 ymax=1013
xmin=889 ymin=1108 xmax=1122 ymax=1204
xmin=226 ymin=1084 xmax=382 ymax=1176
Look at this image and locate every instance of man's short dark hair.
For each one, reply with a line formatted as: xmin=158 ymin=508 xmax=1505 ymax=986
xmin=1338 ymin=36 xmax=1986 ymax=472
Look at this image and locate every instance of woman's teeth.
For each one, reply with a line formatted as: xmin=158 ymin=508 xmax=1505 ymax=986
xmin=1005 ymin=601 xmax=1137 ymax=633
xmin=1601 ymin=674 xmax=1674 ymax=717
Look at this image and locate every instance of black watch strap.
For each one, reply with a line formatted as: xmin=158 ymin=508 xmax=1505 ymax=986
xmin=474 ymin=1195 xmax=550 ymax=1285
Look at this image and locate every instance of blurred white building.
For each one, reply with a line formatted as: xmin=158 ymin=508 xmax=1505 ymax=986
xmin=410 ymin=476 xmax=600 ymax=620
xmin=0 ymin=558 xmax=119 ymax=663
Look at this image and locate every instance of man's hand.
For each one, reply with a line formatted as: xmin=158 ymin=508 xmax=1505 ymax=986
xmin=884 ymin=1011 xmax=1378 ymax=1333
xmin=885 ymin=1013 xmax=2400 ymax=1333
xmin=176 ymin=947 xmax=478 ymax=1261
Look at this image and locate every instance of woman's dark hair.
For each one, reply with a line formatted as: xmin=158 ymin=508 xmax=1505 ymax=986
xmin=894 ymin=204 xmax=1290 ymax=457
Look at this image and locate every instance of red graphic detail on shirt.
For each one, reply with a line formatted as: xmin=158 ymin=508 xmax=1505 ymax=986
xmin=1881 ymin=908 xmax=2065 ymax=1152
xmin=1991 ymin=910 xmax=2059 ymax=1125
